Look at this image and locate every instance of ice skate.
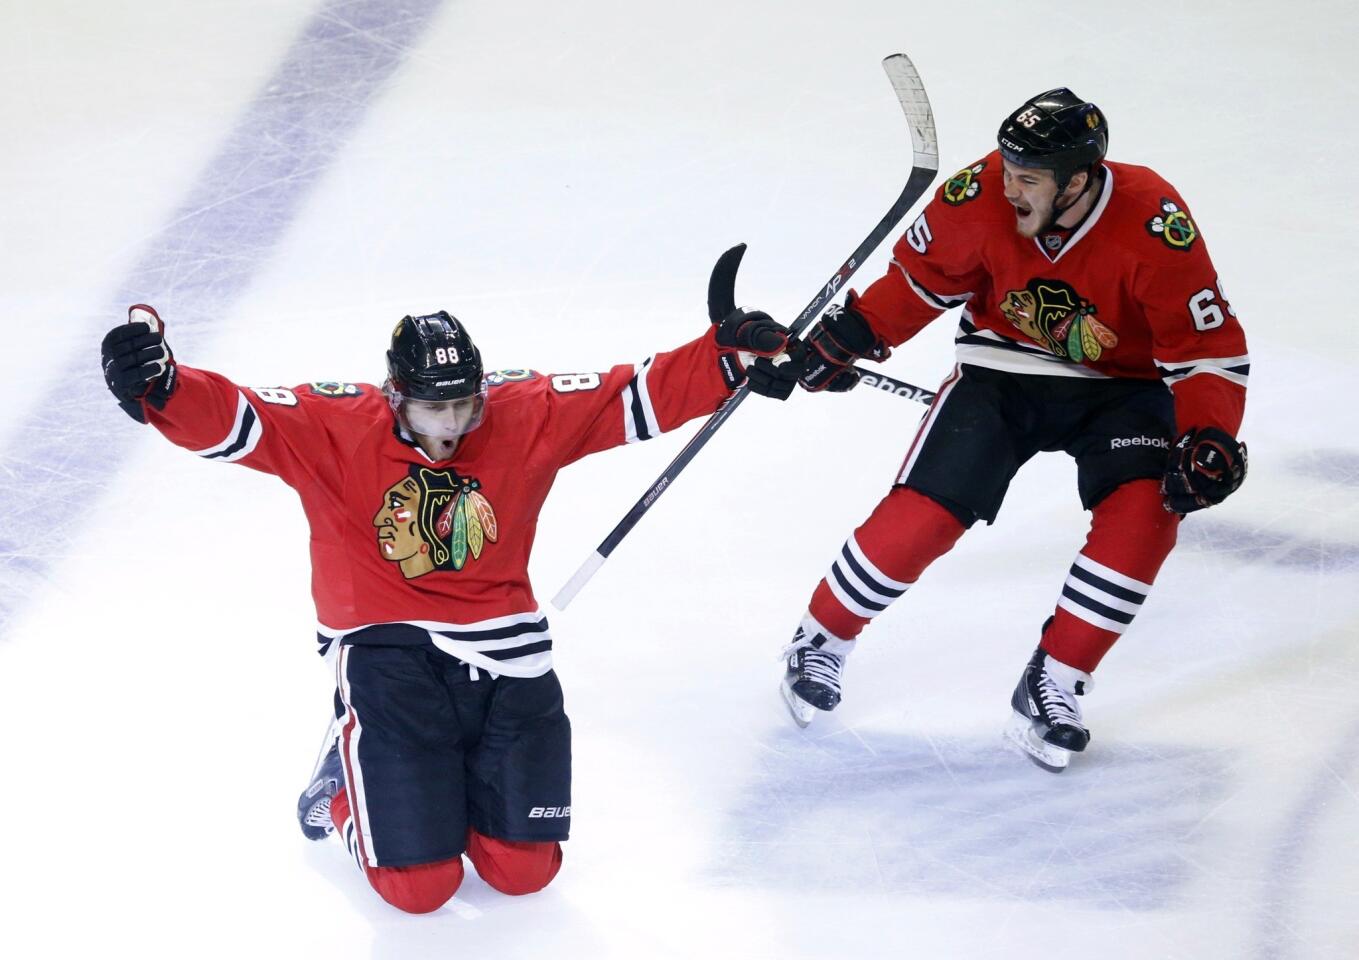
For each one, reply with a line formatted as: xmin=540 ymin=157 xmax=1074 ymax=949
xmin=1004 ymin=647 xmax=1092 ymax=773
xmin=297 ymin=715 xmax=343 ymax=839
xmin=779 ymin=619 xmax=851 ymax=728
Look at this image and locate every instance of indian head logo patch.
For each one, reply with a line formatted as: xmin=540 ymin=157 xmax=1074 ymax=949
xmin=998 ymin=278 xmax=1118 ymax=363
xmin=1146 ymin=198 xmax=1197 ymax=250
xmin=372 ymin=465 xmax=499 ymax=579
xmin=942 ymin=162 xmax=986 ymax=206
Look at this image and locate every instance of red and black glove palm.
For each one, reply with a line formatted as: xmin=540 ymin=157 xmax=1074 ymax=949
xmin=1162 ymin=426 xmax=1248 ymax=514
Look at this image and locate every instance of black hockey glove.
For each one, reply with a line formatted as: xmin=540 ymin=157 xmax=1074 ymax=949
xmin=799 ymin=295 xmax=891 ymax=393
xmin=714 ymin=306 xmax=798 ymax=400
xmin=101 ymin=304 xmax=178 ymax=423
xmin=1161 ymin=426 xmax=1248 ymax=514
xmin=743 ymin=340 xmax=806 ymax=401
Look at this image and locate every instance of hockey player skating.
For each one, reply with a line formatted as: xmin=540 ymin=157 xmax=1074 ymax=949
xmin=776 ymin=89 xmax=1249 ymax=772
xmin=99 ymin=290 xmax=797 ymax=912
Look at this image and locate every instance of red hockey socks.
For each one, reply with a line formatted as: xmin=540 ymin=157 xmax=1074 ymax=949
xmin=1040 ymin=479 xmax=1179 ymax=673
xmin=466 ymin=830 xmax=563 ymax=896
xmin=329 ymin=788 xmax=466 ymax=914
xmin=806 ymin=486 xmax=966 ymax=642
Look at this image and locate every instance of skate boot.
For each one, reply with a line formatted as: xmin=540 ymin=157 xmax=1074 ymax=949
xmin=779 ymin=616 xmax=853 ymax=728
xmin=297 ymin=715 xmax=343 ymax=840
xmin=1004 ymin=647 xmax=1092 ymax=773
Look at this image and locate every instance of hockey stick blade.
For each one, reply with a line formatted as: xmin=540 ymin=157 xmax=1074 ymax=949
xmin=707 ymin=243 xmax=746 ymax=322
xmin=553 ymin=54 xmax=939 ymax=611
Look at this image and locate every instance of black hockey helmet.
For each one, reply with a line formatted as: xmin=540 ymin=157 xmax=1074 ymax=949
xmin=385 ymin=311 xmax=483 ymax=402
xmin=997 ymin=88 xmax=1108 ymax=192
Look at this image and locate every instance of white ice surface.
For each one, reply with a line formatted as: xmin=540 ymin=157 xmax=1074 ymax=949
xmin=1 ymin=1 xmax=1357 ymax=958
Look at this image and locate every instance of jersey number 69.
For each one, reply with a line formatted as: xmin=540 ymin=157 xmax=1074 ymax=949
xmin=1187 ymin=279 xmax=1235 ymax=332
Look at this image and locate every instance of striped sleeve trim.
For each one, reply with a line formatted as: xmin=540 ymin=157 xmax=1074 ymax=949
xmin=623 ymin=357 xmax=660 ymax=443
xmin=892 ymin=260 xmax=973 ymax=310
xmin=1155 ymin=354 xmax=1251 ymax=389
xmin=192 ymin=391 xmax=263 ymax=462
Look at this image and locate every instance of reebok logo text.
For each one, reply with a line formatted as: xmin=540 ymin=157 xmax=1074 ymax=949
xmin=1110 ymin=436 xmax=1169 ymax=450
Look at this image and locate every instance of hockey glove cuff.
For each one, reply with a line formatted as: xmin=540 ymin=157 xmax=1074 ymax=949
xmin=1161 ymin=426 xmax=1247 ymax=514
xmin=101 ymin=304 xmax=178 ymax=423
xmin=714 ymin=306 xmax=795 ymax=397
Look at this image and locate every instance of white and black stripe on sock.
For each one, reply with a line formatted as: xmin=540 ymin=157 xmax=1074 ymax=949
xmin=824 ymin=533 xmax=911 ymax=620
xmin=1056 ymin=554 xmax=1151 ymax=635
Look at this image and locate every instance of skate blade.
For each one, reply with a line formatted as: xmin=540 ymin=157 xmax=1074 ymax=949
xmin=1003 ymin=712 xmax=1071 ymax=773
xmin=779 ymin=679 xmax=817 ymax=729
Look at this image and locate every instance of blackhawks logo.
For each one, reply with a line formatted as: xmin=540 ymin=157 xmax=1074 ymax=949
xmin=310 ymin=381 xmax=363 ymax=397
xmin=998 ymin=278 xmax=1118 ymax=362
xmin=1146 ymin=197 xmax=1197 ymax=250
xmin=372 ymin=465 xmax=499 ymax=580
xmin=484 ymin=369 xmax=536 ymax=387
xmin=942 ymin=162 xmax=986 ymax=206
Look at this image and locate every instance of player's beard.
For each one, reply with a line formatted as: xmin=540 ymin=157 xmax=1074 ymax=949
xmin=1011 ymin=196 xmax=1054 ymax=238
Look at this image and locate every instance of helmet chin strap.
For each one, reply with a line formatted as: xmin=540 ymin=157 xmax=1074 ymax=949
xmin=1038 ymin=165 xmax=1101 ymax=234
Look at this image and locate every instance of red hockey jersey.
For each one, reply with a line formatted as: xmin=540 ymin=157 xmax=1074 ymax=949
xmin=854 ymin=151 xmax=1249 ymax=434
xmin=144 ymin=328 xmax=735 ymax=676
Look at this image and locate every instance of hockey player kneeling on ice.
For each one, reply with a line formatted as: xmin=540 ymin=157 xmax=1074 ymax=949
xmin=99 ymin=277 xmax=797 ymax=912
xmin=774 ymin=89 xmax=1249 ymax=773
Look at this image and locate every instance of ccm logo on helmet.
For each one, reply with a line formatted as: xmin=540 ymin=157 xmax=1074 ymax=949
xmin=1110 ymin=436 xmax=1169 ymax=450
xmin=528 ymin=806 xmax=571 ymax=818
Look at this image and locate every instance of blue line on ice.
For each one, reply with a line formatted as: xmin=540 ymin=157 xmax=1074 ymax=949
xmin=0 ymin=0 xmax=448 ymax=634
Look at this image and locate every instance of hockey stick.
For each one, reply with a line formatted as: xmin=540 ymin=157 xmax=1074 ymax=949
xmin=552 ymin=53 xmax=939 ymax=611
xmin=712 ymin=245 xmax=939 ymax=406
xmin=709 ymin=244 xmax=939 ymax=407
xmin=851 ymin=368 xmax=936 ymax=404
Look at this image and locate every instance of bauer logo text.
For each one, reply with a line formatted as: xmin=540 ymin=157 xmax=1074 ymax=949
xmin=528 ymin=806 xmax=572 ymax=818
